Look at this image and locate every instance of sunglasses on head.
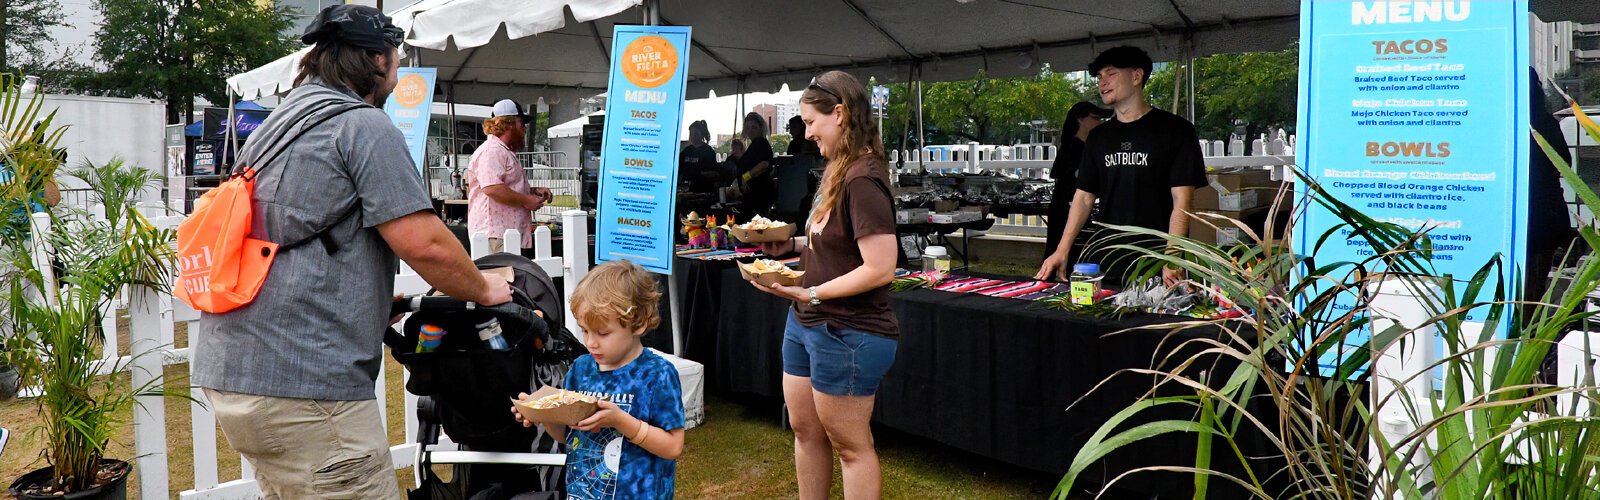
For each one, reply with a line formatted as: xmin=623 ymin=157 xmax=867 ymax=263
xmin=807 ymin=78 xmax=841 ymax=102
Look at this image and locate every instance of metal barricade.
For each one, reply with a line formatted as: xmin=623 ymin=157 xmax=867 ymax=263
xmin=56 ymin=188 xmax=96 ymax=211
xmin=520 ymin=163 xmax=581 ymax=221
xmin=516 ymin=151 xmax=568 ymax=170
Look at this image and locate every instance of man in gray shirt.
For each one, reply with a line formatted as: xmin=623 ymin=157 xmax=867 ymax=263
xmin=193 ymin=6 xmax=511 ymax=498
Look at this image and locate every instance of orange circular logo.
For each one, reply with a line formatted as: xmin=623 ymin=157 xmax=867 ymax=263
xmin=393 ymin=73 xmax=429 ymax=108
xmin=620 ymin=35 xmax=678 ymax=89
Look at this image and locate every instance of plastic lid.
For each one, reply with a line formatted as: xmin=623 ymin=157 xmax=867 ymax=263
xmin=421 ymin=324 xmax=444 ymax=334
xmin=1072 ymin=263 xmax=1100 ymax=274
xmin=925 ymin=246 xmax=948 ymax=257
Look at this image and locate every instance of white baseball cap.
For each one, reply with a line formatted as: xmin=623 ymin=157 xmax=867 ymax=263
xmin=490 ymin=99 xmax=531 ymax=124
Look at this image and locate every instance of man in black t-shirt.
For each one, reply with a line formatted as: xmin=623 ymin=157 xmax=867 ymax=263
xmin=1036 ymin=46 xmax=1207 ymax=286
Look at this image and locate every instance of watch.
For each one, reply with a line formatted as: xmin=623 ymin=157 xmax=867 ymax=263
xmin=808 ymin=286 xmax=821 ymax=306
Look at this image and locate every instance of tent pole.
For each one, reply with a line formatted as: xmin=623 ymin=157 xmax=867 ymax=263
xmin=915 ymin=74 xmax=926 ymax=173
xmin=732 ymin=82 xmax=739 ymax=145
xmin=644 ymin=0 xmax=659 ymax=26
xmin=226 ymin=92 xmax=238 ymax=171
xmin=641 ymin=0 xmax=681 ymax=355
xmin=1186 ymin=43 xmax=1196 ymax=122
xmin=449 ymin=83 xmax=458 ymax=198
xmin=897 ymin=64 xmax=915 ymax=168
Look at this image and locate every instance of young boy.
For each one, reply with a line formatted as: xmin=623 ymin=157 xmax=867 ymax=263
xmin=514 ymin=259 xmax=685 ymax=499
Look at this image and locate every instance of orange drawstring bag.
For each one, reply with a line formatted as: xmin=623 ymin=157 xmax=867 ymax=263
xmin=176 ymin=101 xmax=367 ymax=313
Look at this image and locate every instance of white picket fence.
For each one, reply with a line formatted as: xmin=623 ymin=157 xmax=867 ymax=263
xmin=27 ymin=208 xmax=593 ymax=500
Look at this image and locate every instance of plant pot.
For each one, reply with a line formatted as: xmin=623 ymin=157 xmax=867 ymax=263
xmin=0 ymin=363 xmax=18 ymax=401
xmin=8 ymin=460 xmax=130 ymax=500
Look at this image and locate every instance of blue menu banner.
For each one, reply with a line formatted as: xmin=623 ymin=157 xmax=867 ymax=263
xmin=383 ymin=67 xmax=438 ymax=177
xmin=596 ymin=25 xmax=692 ymax=274
xmin=1297 ymin=0 xmax=1529 ymax=372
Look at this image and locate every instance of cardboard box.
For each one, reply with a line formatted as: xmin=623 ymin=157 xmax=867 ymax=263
xmin=895 ymin=208 xmax=930 ymax=224
xmin=1194 ymin=169 xmax=1275 ymax=211
xmin=1200 ymin=190 xmax=1260 ymax=211
xmin=1189 ymin=223 xmax=1245 ymax=246
xmin=512 ymin=386 xmax=599 ymax=426
xmin=1188 ymin=206 xmax=1269 ymax=246
xmin=929 ymin=211 xmax=982 ymax=224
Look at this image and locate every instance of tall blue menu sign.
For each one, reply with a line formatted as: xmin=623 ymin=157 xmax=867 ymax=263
xmin=596 ymin=25 xmax=691 ymax=274
xmin=383 ymin=67 xmax=438 ymax=177
xmin=1298 ymin=0 xmax=1530 ymax=373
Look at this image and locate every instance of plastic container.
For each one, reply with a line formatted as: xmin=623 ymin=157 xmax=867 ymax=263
xmin=1070 ymin=263 xmax=1104 ymax=305
xmin=923 ymin=246 xmax=952 ymax=274
xmin=477 ymin=318 xmax=509 ymax=351
xmin=416 ymin=324 xmax=446 ymax=353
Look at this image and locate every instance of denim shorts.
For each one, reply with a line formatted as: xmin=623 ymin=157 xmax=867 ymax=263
xmin=782 ymin=311 xmax=898 ymax=396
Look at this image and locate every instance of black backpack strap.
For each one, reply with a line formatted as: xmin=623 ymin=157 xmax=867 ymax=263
xmin=279 ymin=203 xmax=361 ymax=254
xmin=245 ymin=100 xmax=374 ymax=255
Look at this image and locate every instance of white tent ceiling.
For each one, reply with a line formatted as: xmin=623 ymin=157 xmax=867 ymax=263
xmin=230 ymin=0 xmax=1600 ymax=105
xmin=399 ymin=0 xmax=1303 ymax=104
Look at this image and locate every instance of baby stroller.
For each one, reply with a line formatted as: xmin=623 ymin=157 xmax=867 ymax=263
xmin=385 ymin=253 xmax=585 ymax=499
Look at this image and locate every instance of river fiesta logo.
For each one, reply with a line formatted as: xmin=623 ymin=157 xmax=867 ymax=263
xmin=621 ymin=35 xmax=679 ymax=89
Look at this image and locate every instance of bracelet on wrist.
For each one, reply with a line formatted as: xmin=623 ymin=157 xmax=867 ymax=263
xmin=631 ymin=419 xmax=649 ymax=443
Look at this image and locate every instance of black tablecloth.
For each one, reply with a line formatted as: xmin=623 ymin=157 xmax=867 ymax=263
xmin=670 ymin=257 xmax=732 ymax=385
xmin=684 ymin=258 xmax=1270 ymax=498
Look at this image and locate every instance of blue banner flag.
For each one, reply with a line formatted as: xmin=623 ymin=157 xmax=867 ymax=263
xmin=1296 ymin=0 xmax=1530 ymax=374
xmin=595 ymin=25 xmax=692 ymax=274
xmin=384 ymin=67 xmax=438 ymax=177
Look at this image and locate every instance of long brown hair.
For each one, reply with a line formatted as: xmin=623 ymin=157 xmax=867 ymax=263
xmin=802 ymin=71 xmax=884 ymax=228
xmin=294 ymin=41 xmax=391 ymax=99
xmin=741 ymin=111 xmax=767 ymax=140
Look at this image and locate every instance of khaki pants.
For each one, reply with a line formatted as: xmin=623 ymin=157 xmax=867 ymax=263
xmin=487 ymin=237 xmax=505 ymax=254
xmin=206 ymin=389 xmax=401 ymax=500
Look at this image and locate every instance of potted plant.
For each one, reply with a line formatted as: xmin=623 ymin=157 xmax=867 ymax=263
xmin=1052 ymin=103 xmax=1600 ymax=499
xmin=0 ymin=351 xmax=18 ymax=400
xmin=0 ymin=75 xmax=178 ymax=499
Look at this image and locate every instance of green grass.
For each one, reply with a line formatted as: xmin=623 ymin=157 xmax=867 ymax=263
xmin=680 ymin=397 xmax=1058 ymax=498
xmin=967 ymin=260 xmax=1043 ymax=277
xmin=3 ymin=318 xmax=1060 ymax=498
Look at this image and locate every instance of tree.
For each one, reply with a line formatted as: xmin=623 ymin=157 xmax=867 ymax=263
xmin=994 ymin=65 xmax=1092 ymax=144
xmin=768 ymin=133 xmax=791 ymax=156
xmin=1580 ymin=67 xmax=1600 ymax=106
xmin=922 ymin=70 xmax=1008 ymax=145
xmin=1144 ymin=45 xmax=1299 ymax=150
xmin=2 ymin=0 xmax=69 ymax=71
xmin=90 ymin=0 xmax=296 ymax=124
xmin=879 ymin=67 xmax=1092 ymax=150
xmin=1192 ymin=44 xmax=1299 ymax=149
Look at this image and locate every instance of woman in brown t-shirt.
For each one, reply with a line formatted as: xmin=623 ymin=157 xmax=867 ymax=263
xmin=752 ymin=70 xmax=898 ymax=500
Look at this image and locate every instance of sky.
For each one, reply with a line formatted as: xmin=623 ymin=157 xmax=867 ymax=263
xmin=49 ymin=0 xmax=100 ymax=66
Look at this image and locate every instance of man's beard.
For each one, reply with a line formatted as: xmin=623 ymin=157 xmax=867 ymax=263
xmin=372 ymin=87 xmax=393 ymax=105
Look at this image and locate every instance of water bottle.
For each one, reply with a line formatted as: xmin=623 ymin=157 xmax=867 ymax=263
xmin=416 ymin=324 xmax=446 ymax=353
xmin=477 ymin=318 xmax=510 ymax=351
xmin=1070 ymin=263 xmax=1104 ymax=305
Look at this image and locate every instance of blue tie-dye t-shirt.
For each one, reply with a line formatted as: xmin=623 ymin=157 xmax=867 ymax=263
xmin=0 ymin=163 xmax=47 ymax=237
xmin=563 ymin=348 xmax=684 ymax=500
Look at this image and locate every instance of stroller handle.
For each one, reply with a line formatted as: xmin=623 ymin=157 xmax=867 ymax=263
xmin=391 ymin=291 xmax=544 ymax=328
